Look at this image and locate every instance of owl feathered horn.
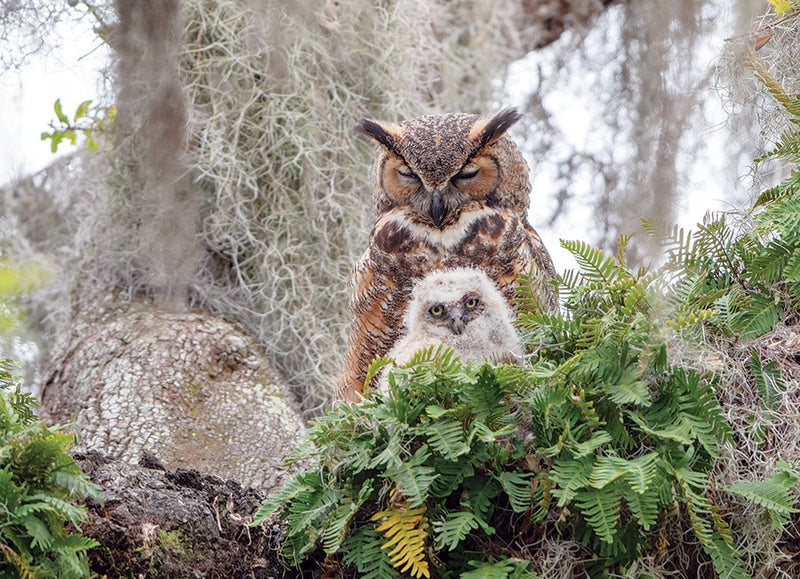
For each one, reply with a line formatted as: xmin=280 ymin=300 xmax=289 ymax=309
xmin=354 ymin=118 xmax=402 ymax=153
xmin=469 ymin=107 xmax=523 ymax=150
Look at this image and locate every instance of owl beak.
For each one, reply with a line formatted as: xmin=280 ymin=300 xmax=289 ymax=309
xmin=448 ymin=315 xmax=466 ymax=335
xmin=430 ymin=188 xmax=447 ymax=228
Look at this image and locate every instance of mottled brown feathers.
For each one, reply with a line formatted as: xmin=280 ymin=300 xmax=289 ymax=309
xmin=338 ymin=108 xmax=556 ymax=402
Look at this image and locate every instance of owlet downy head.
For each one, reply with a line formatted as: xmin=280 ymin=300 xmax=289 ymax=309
xmin=355 ymin=108 xmax=533 ymax=228
xmin=389 ymin=267 xmax=525 ymax=367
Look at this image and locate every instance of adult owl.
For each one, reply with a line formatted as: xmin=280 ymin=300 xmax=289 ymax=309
xmin=375 ymin=268 xmax=524 ymax=396
xmin=338 ymin=108 xmax=555 ymax=402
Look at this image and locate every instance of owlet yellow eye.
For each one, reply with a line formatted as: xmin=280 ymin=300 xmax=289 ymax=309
xmin=464 ymin=297 xmax=479 ymax=309
xmin=429 ymin=304 xmax=444 ymax=317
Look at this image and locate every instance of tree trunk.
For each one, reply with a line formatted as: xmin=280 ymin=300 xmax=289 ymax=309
xmin=41 ymin=297 xmax=306 ymax=492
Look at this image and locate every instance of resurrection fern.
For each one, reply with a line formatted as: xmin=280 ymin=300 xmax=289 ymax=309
xmin=372 ymin=504 xmax=430 ymax=579
xmin=0 ymin=360 xmax=102 ymax=578
xmin=253 ymin=229 xmax=791 ymax=578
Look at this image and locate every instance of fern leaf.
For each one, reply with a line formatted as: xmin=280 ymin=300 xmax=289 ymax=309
xmin=382 ymin=447 xmax=437 ymax=508
xmin=423 ymin=418 xmax=470 ymax=460
xmin=624 ymin=486 xmax=660 ymax=530
xmin=641 ymin=218 xmax=698 ymax=268
xmin=0 ymin=542 xmax=37 ymax=579
xmin=749 ymin=351 xmax=786 ymax=411
xmin=573 ymin=484 xmax=623 ymax=544
xmin=460 ymin=558 xmax=534 ymax=579
xmin=342 ymin=526 xmax=401 ymax=579
xmin=589 ymin=453 xmax=658 ymax=495
xmin=602 ymin=377 xmax=651 ymax=407
xmin=433 ymin=511 xmax=480 ymax=551
xmin=728 ymin=290 xmax=781 ymax=340
xmin=675 ymin=467 xmax=749 ymax=578
xmin=561 ymin=239 xmax=623 ymax=286
xmin=570 ymin=431 xmax=612 ymax=458
xmin=463 ymin=475 xmax=501 ymax=523
xmin=372 ymin=505 xmax=431 ymax=578
xmin=727 ymin=479 xmax=799 ymax=529
xmin=363 ymin=357 xmax=394 ymax=394
xmin=27 ymin=494 xmax=87 ymax=526
xmin=785 ymin=246 xmax=800 ymax=282
xmin=21 ymin=514 xmax=52 ymax=551
xmin=251 ymin=475 xmax=308 ymax=524
xmin=321 ymin=478 xmax=374 ymax=554
xmin=549 ymin=456 xmax=593 ymax=507
xmin=497 ymin=471 xmax=533 ymax=513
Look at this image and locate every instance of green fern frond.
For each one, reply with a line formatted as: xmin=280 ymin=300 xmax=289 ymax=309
xmin=785 ymin=248 xmax=800 ymax=282
xmin=561 ymin=239 xmax=624 ymax=286
xmin=342 ymin=526 xmax=402 ymax=579
xmin=497 ymin=471 xmax=533 ymax=513
xmin=321 ymin=478 xmax=374 ymax=554
xmin=749 ymin=351 xmax=786 ymax=411
xmin=570 ymin=431 xmax=612 ymax=458
xmin=463 ymin=475 xmax=501 ymax=523
xmin=601 ymin=376 xmax=651 ymax=407
xmin=549 ymin=456 xmax=593 ymax=507
xmin=694 ymin=216 xmax=739 ymax=277
xmin=641 ymin=218 xmax=698 ymax=269
xmin=727 ymin=290 xmax=781 ymax=340
xmin=624 ymin=485 xmax=660 ymax=530
xmin=382 ymin=447 xmax=437 ymax=508
xmin=423 ymin=418 xmax=470 ymax=460
xmin=590 ymin=453 xmax=659 ymax=495
xmin=574 ymin=483 xmax=624 ymax=544
xmin=433 ymin=511 xmax=481 ymax=551
xmin=460 ymin=558 xmax=536 ymax=579
xmin=616 ymin=232 xmax=635 ymax=268
xmin=363 ymin=357 xmax=394 ymax=395
xmin=756 ymin=195 xmax=800 ymax=237
xmin=753 ymin=172 xmax=799 ymax=207
xmin=728 ymin=478 xmax=798 ymax=517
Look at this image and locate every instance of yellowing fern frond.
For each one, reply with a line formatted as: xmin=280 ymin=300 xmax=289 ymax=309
xmin=371 ymin=505 xmax=431 ymax=578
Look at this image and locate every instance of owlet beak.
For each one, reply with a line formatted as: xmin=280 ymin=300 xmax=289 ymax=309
xmin=448 ymin=315 xmax=466 ymax=335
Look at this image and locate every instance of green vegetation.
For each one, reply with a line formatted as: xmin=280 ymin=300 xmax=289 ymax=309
xmin=253 ymin=60 xmax=800 ymax=577
xmin=0 ymin=360 xmax=102 ymax=578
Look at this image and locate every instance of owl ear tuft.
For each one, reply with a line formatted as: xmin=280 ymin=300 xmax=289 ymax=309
xmin=355 ymin=118 xmax=403 ymax=153
xmin=469 ymin=107 xmax=523 ymax=150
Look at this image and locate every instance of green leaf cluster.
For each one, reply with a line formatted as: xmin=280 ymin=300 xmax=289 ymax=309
xmin=0 ymin=360 xmax=102 ymax=578
xmin=40 ymin=99 xmax=116 ymax=153
xmin=253 ymin=347 xmax=537 ymax=578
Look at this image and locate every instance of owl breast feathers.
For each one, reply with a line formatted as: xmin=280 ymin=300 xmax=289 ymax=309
xmin=375 ymin=267 xmax=524 ymax=395
xmin=338 ymin=108 xmax=556 ymax=402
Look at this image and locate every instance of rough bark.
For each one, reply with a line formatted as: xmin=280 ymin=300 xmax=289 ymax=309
xmin=74 ymin=451 xmax=300 ymax=578
xmin=41 ymin=297 xmax=307 ymax=492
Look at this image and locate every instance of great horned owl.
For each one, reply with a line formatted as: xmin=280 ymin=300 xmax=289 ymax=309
xmin=338 ymin=108 xmax=555 ymax=402
xmin=385 ymin=266 xmax=524 ymax=370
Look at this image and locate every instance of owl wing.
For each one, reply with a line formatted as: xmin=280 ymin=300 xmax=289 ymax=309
xmin=337 ymin=218 xmax=440 ymax=402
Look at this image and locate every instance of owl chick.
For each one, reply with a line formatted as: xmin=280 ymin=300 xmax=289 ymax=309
xmin=338 ymin=108 xmax=556 ymax=402
xmin=375 ymin=268 xmax=523 ymax=395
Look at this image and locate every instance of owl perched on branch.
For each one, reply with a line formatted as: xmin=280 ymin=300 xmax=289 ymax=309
xmin=374 ymin=267 xmax=524 ymax=395
xmin=337 ymin=108 xmax=555 ymax=402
